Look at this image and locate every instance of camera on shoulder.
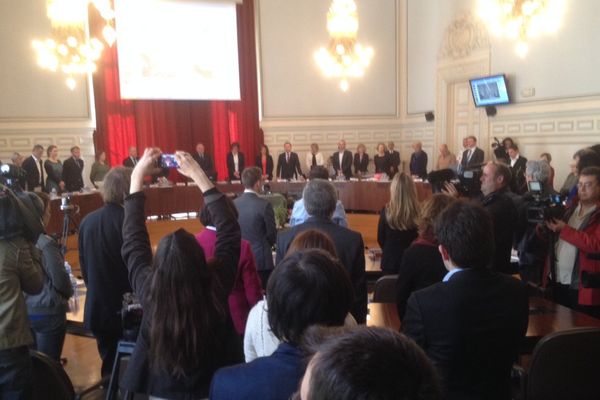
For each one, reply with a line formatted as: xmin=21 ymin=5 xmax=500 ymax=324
xmin=526 ymin=181 xmax=566 ymax=224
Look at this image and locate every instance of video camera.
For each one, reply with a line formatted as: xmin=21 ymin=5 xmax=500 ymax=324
xmin=0 ymin=163 xmax=26 ymax=190
xmin=526 ymin=181 xmax=566 ymax=224
xmin=0 ymin=184 xmax=45 ymax=242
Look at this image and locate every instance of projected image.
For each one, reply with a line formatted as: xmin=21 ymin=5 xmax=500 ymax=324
xmin=470 ymin=75 xmax=510 ymax=107
xmin=115 ymin=0 xmax=241 ymax=100
xmin=477 ymin=82 xmax=500 ymax=100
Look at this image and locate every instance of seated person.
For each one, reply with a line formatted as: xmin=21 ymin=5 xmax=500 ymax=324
xmin=402 ymin=202 xmax=528 ymax=400
xmin=210 ymin=249 xmax=354 ymax=400
xmin=290 ymin=166 xmax=347 ymax=227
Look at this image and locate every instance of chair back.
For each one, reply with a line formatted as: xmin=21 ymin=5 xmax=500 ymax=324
xmin=372 ymin=274 xmax=398 ymax=303
xmin=30 ymin=350 xmax=74 ymax=400
xmin=527 ymin=327 xmax=600 ymax=400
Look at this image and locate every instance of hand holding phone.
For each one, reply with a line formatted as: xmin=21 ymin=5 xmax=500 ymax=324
xmin=160 ymin=154 xmax=179 ymax=169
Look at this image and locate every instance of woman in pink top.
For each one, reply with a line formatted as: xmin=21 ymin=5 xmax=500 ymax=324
xmin=195 ymin=199 xmax=263 ymax=335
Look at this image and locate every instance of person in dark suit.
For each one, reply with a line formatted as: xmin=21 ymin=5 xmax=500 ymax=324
xmin=460 ymin=135 xmax=485 ymax=171
xmin=353 ymin=143 xmax=369 ymax=175
xmin=276 ymin=179 xmax=367 ymax=323
xmin=210 ymin=250 xmax=354 ymax=400
xmin=122 ymin=146 xmax=139 ymax=168
xmin=192 ymin=143 xmax=216 ymax=180
xmin=78 ymin=167 xmax=133 ymax=378
xmin=62 ymin=146 xmax=84 ymax=192
xmin=234 ymin=167 xmax=277 ymax=288
xmin=507 ymin=144 xmax=528 ymax=194
xmin=402 ymin=201 xmax=528 ymax=400
xmin=276 ymin=142 xmax=303 ymax=180
xmin=373 ymin=143 xmax=392 ymax=177
xmin=22 ymin=144 xmax=45 ymax=192
xmin=409 ymin=141 xmax=428 ymax=179
xmin=226 ymin=142 xmax=245 ymax=181
xmin=331 ymin=140 xmax=353 ymax=180
xmin=255 ymin=144 xmax=274 ymax=181
xmin=388 ymin=141 xmax=401 ymax=176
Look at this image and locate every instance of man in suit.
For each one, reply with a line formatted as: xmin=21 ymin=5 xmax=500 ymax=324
xmin=402 ymin=201 xmax=528 ymax=400
xmin=234 ymin=167 xmax=277 ymax=288
xmin=226 ymin=142 xmax=245 ymax=181
xmin=276 ymin=142 xmax=303 ymax=180
xmin=460 ymin=135 xmax=485 ymax=171
xmin=276 ymin=179 xmax=367 ymax=323
xmin=409 ymin=141 xmax=428 ymax=178
xmin=193 ymin=143 xmax=216 ymax=181
xmin=62 ymin=146 xmax=84 ymax=192
xmin=507 ymin=144 xmax=528 ymax=194
xmin=331 ymin=140 xmax=353 ymax=180
xmin=387 ymin=141 xmax=401 ymax=176
xmin=78 ymin=167 xmax=133 ymax=378
xmin=122 ymin=146 xmax=139 ymax=168
xmin=22 ymin=144 xmax=45 ymax=192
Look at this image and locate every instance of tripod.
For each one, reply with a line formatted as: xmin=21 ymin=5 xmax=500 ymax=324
xmin=59 ymin=205 xmax=79 ymax=256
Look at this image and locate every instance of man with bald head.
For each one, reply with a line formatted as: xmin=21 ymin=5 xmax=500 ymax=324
xmin=331 ymin=140 xmax=353 ymax=180
xmin=193 ymin=143 xmax=216 ymax=180
xmin=409 ymin=141 xmax=428 ymax=179
xmin=123 ymin=146 xmax=139 ymax=168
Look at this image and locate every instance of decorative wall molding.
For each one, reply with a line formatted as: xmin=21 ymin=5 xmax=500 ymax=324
xmin=438 ymin=12 xmax=490 ymax=61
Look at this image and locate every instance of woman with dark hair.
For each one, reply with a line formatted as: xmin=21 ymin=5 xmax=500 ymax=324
xmin=90 ymin=151 xmax=110 ymax=187
xmin=211 ymin=249 xmax=354 ymax=400
xmin=195 ymin=200 xmax=262 ymax=336
xmin=255 ymin=144 xmax=274 ymax=181
xmin=374 ymin=143 xmax=391 ymax=177
xmin=227 ymin=142 xmax=245 ymax=181
xmin=120 ymin=149 xmax=243 ymax=398
xmin=396 ymin=194 xmax=456 ymax=319
xmin=44 ymin=145 xmax=64 ymax=193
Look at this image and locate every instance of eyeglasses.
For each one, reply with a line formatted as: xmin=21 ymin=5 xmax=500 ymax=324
xmin=577 ymin=182 xmax=597 ymax=189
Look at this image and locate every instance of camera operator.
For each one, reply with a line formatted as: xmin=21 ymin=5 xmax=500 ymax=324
xmin=545 ymin=166 xmax=600 ymax=319
xmin=0 ymin=184 xmax=44 ymax=398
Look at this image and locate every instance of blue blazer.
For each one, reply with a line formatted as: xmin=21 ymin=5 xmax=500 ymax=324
xmin=210 ymin=343 xmax=305 ymax=400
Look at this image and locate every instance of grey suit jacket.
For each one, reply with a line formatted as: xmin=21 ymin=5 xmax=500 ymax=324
xmin=234 ymin=192 xmax=277 ymax=271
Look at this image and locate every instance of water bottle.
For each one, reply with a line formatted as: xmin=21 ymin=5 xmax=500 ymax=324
xmin=64 ymin=261 xmax=79 ymax=313
xmin=51 ymin=187 xmax=57 ymax=199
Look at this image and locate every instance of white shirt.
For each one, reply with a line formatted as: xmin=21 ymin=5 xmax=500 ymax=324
xmin=305 ymin=152 xmax=324 ymax=170
xmin=338 ymin=152 xmax=344 ymax=171
xmin=32 ymin=155 xmax=42 ymax=184
xmin=443 ymin=268 xmax=464 ymax=282
xmin=233 ymin=153 xmax=239 ymax=172
xmin=510 ymin=155 xmax=519 ymax=167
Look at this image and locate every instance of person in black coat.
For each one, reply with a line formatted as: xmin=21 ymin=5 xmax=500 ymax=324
xmin=123 ymin=146 xmax=139 ymax=168
xmin=78 ymin=167 xmax=133 ymax=378
xmin=387 ymin=141 xmax=401 ymax=176
xmin=22 ymin=144 xmax=45 ymax=192
xmin=409 ymin=142 xmax=428 ymax=179
xmin=226 ymin=142 xmax=245 ymax=181
xmin=276 ymin=142 xmax=303 ymax=180
xmin=402 ymin=202 xmax=528 ymax=400
xmin=353 ymin=144 xmax=369 ymax=175
xmin=331 ymin=140 xmax=353 ymax=180
xmin=62 ymin=146 xmax=84 ymax=192
xmin=255 ymin=144 xmax=274 ymax=181
xmin=193 ymin=143 xmax=217 ymax=180
xmin=373 ymin=143 xmax=392 ymax=177
xmin=507 ymin=144 xmax=528 ymax=195
xmin=460 ymin=135 xmax=485 ymax=171
xmin=276 ymin=179 xmax=367 ymax=324
xmin=120 ymin=149 xmax=243 ymax=399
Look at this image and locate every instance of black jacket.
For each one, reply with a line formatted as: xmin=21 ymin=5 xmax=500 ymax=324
xmin=62 ymin=157 xmax=84 ymax=192
xmin=331 ymin=151 xmax=353 ymax=179
xmin=374 ymin=154 xmax=391 ymax=176
xmin=123 ymin=157 xmax=139 ymax=168
xmin=276 ymin=152 xmax=302 ymax=180
xmin=509 ymin=156 xmax=528 ymax=195
xmin=480 ymin=188 xmax=518 ymax=274
xmin=353 ymin=153 xmax=369 ymax=174
xmin=402 ymin=268 xmax=528 ymax=400
xmin=193 ymin=153 xmax=216 ymax=181
xmin=276 ymin=216 xmax=367 ymax=323
xmin=255 ymin=155 xmax=274 ymax=181
xmin=226 ymin=152 xmax=245 ymax=181
xmin=120 ymin=189 xmax=243 ymax=399
xmin=461 ymin=147 xmax=485 ymax=170
xmin=410 ymin=151 xmax=428 ymax=179
xmin=22 ymin=155 xmax=44 ymax=191
xmin=388 ymin=150 xmax=401 ymax=175
xmin=377 ymin=208 xmax=418 ymax=275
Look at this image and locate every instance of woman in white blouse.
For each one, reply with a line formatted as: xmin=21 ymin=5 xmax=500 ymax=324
xmin=305 ymin=143 xmax=324 ymax=172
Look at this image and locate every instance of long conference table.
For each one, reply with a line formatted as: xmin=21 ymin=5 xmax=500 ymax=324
xmin=47 ymin=180 xmax=432 ymax=236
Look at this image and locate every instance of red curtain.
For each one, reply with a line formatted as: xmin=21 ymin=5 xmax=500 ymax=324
xmin=92 ymin=0 xmax=261 ymax=180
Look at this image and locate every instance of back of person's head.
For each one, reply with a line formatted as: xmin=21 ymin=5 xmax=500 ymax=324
xmin=525 ymin=160 xmax=551 ymax=184
xmin=149 ymin=228 xmax=226 ymax=377
xmin=101 ymin=167 xmax=131 ymax=205
xmin=286 ymin=229 xmax=337 ymax=258
xmin=199 ymin=196 xmax=238 ymax=227
xmin=434 ymin=201 xmax=494 ymax=269
xmin=386 ymin=172 xmax=420 ymax=230
xmin=418 ymin=194 xmax=456 ymax=241
xmin=267 ymin=249 xmax=353 ymax=344
xmin=241 ymin=167 xmax=262 ymax=189
xmin=300 ymin=327 xmax=441 ymax=400
xmin=308 ymin=166 xmax=329 ymax=180
xmin=303 ymin=179 xmax=337 ymax=219
xmin=489 ymin=161 xmax=512 ymax=187
xmin=575 ymin=148 xmax=600 ymax=174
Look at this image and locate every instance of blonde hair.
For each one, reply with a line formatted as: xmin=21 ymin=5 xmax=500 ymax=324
xmin=356 ymin=143 xmax=366 ymax=153
xmin=385 ymin=172 xmax=420 ymax=230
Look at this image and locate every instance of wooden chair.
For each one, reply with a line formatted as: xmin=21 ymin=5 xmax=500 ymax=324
xmin=372 ymin=274 xmax=398 ymax=303
xmin=30 ymin=350 xmax=75 ymax=400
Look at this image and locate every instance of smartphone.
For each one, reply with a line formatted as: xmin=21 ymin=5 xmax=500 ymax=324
xmin=159 ymin=154 xmax=179 ymax=169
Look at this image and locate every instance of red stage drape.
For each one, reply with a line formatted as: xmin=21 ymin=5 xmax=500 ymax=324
xmin=92 ymin=0 xmax=261 ymax=180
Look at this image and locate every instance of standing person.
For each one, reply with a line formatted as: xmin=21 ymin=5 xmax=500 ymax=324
xmin=409 ymin=142 xmax=428 ymax=179
xmin=10 ymin=152 xmax=24 ymax=168
xmin=255 ymin=144 xmax=274 ymax=181
xmin=331 ymin=140 xmax=353 ymax=180
xmin=227 ymin=142 xmax=245 ymax=181
xmin=276 ymin=142 xmax=303 ymax=180
xmin=305 ymin=143 xmax=324 ymax=172
xmin=460 ymin=135 xmax=485 ymax=171
xmin=62 ymin=146 xmax=84 ymax=192
xmin=435 ymin=144 xmax=457 ymax=171
xmin=374 ymin=143 xmax=391 ymax=177
xmin=234 ymin=167 xmax=277 ymax=289
xmin=540 ymin=152 xmax=555 ymax=190
xmin=120 ymin=149 xmax=243 ymax=398
xmin=353 ymin=144 xmax=369 ymax=176
xmin=22 ymin=144 xmax=45 ymax=192
xmin=193 ymin=143 xmax=216 ymax=181
xmin=90 ymin=151 xmax=110 ymax=188
xmin=377 ymin=172 xmax=419 ymax=275
xmin=44 ymin=145 xmax=64 ymax=194
xmin=388 ymin=141 xmax=401 ymax=177
xmin=508 ymin=144 xmax=528 ymax=195
xmin=78 ymin=167 xmax=133 ymax=379
xmin=26 ymin=192 xmax=73 ymax=361
xmin=122 ymin=146 xmax=139 ymax=168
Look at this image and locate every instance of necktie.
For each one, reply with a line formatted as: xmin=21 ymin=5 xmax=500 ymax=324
xmin=38 ymin=159 xmax=44 ymax=186
xmin=286 ymin=153 xmax=289 ymax=163
xmin=468 ymin=150 xmax=473 ymax=162
xmin=312 ymin=153 xmax=317 ymax=168
xmin=133 ymin=157 xmax=137 ymax=166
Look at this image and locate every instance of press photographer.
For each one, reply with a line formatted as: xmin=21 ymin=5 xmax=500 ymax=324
xmin=544 ymin=166 xmax=600 ymax=319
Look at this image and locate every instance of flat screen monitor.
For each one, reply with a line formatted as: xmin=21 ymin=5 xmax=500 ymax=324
xmin=469 ymin=74 xmax=510 ymax=107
